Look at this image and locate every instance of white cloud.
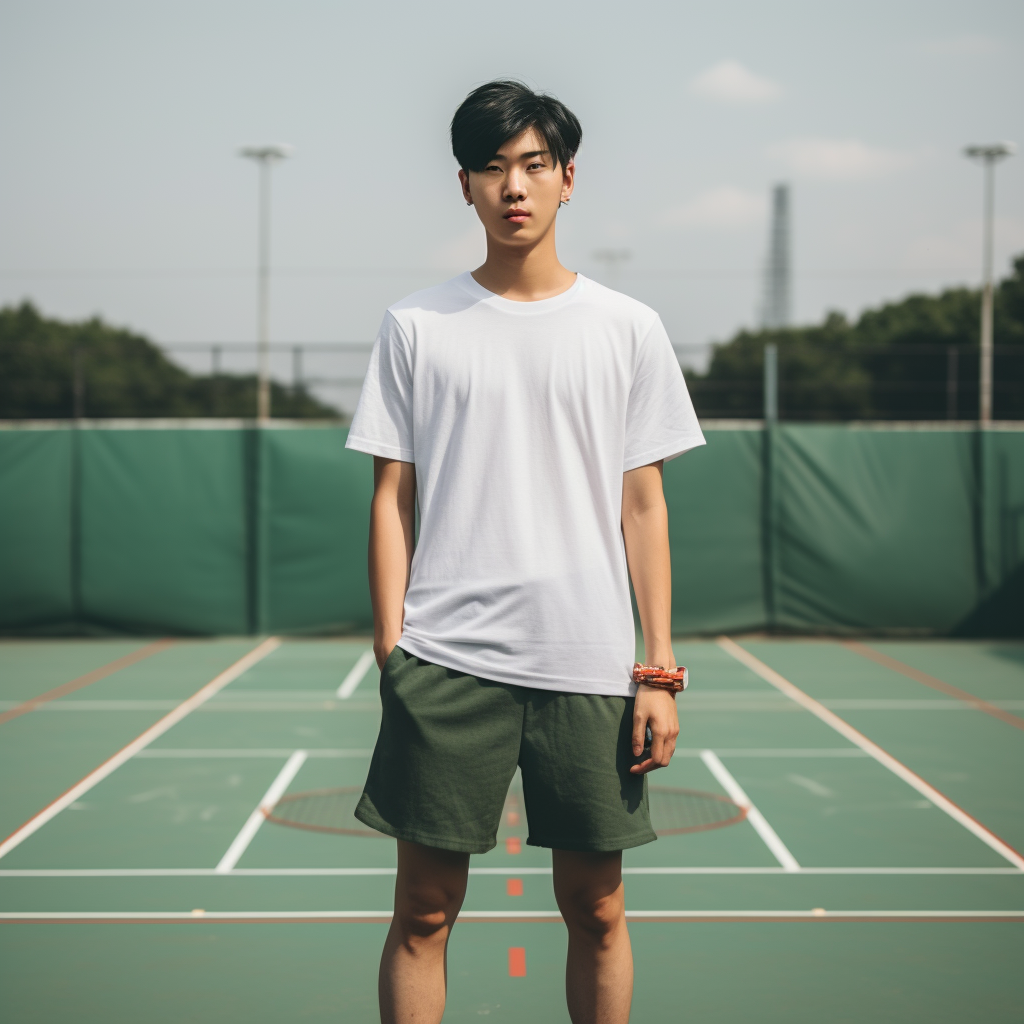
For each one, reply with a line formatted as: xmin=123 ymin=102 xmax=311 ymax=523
xmin=767 ymin=139 xmax=912 ymax=181
xmin=665 ymin=186 xmax=767 ymax=229
xmin=689 ymin=60 xmax=782 ymax=104
xmin=921 ymin=34 xmax=1001 ymax=56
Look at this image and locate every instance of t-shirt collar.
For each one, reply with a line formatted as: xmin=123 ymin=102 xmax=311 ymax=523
xmin=455 ymin=271 xmax=585 ymax=314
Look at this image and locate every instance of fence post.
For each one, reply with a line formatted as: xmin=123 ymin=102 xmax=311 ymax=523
xmin=764 ymin=343 xmax=778 ymax=424
xmin=69 ymin=424 xmax=83 ymax=627
xmin=244 ymin=426 xmax=271 ymax=635
xmin=762 ymin=423 xmax=779 ymax=630
xmin=762 ymin=343 xmax=779 ymax=629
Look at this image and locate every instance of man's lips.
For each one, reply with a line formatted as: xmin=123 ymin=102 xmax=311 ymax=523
xmin=504 ymin=209 xmax=530 ymax=221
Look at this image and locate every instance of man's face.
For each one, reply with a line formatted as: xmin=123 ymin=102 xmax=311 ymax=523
xmin=459 ymin=127 xmax=574 ymax=248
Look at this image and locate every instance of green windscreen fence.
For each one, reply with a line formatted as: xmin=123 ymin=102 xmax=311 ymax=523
xmin=1 ymin=423 xmax=1021 ymax=636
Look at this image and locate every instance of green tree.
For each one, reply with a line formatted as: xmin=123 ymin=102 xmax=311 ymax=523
xmin=0 ymin=303 xmax=340 ymax=419
xmin=689 ymin=254 xmax=1024 ymax=420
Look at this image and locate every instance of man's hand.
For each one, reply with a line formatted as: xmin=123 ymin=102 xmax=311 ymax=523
xmin=369 ymin=457 xmax=416 ymax=673
xmin=374 ymin=638 xmax=401 ymax=671
xmin=629 ymin=685 xmax=679 ymax=775
xmin=621 ymin=461 xmax=680 ymax=774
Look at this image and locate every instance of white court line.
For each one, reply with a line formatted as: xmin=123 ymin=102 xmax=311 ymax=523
xmin=2 ymin=909 xmax=1022 ymax=922
xmin=623 ymin=866 xmax=1023 ymax=876
xmin=336 ymin=650 xmax=375 ymax=699
xmin=717 ymin=636 xmax=1024 ymax=872
xmin=0 ymin=637 xmax=282 ymax=863
xmin=136 ymin=748 xmax=372 ymax=759
xmin=701 ymin=750 xmax=801 ymax=872
xmin=2 ymin=866 xmax=1020 ymax=878
xmin=215 ymin=751 xmax=307 ymax=873
xmin=676 ymin=748 xmax=868 ymax=758
xmin=0 ymin=701 xmax=377 ymax=713
xmin=134 ymin=747 xmax=862 ymax=760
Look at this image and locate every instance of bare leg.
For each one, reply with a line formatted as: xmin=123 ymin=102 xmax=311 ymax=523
xmin=552 ymin=849 xmax=633 ymax=1024
xmin=379 ymin=840 xmax=470 ymax=1024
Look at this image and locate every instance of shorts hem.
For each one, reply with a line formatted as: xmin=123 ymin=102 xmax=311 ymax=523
xmin=354 ymin=804 xmax=497 ymax=855
xmin=525 ymin=830 xmax=658 ymax=853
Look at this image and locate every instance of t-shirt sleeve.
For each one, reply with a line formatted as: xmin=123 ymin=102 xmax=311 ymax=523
xmin=345 ymin=311 xmax=415 ymax=462
xmin=623 ymin=317 xmax=705 ymax=472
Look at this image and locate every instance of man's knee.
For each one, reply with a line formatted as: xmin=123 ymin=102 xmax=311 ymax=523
xmin=394 ymin=884 xmax=462 ymax=945
xmin=561 ymin=886 xmax=625 ymax=945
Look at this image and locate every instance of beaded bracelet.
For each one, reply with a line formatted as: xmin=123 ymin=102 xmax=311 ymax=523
xmin=632 ymin=662 xmax=689 ymax=693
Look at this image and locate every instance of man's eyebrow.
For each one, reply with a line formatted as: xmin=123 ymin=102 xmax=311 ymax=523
xmin=488 ymin=149 xmax=551 ymax=162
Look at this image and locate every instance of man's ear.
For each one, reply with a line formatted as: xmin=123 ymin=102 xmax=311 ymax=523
xmin=458 ymin=169 xmax=472 ymax=205
xmin=561 ymin=159 xmax=576 ymax=203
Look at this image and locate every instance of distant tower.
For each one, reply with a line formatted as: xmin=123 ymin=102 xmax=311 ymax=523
xmin=761 ymin=184 xmax=791 ymax=329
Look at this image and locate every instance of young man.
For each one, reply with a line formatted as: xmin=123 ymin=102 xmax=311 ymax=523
xmin=345 ymin=80 xmax=704 ymax=1024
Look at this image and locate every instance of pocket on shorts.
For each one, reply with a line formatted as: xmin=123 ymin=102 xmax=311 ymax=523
xmin=381 ymin=644 xmax=405 ymax=680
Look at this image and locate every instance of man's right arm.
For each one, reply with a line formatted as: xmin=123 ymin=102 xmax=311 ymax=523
xmin=369 ymin=456 xmax=417 ymax=668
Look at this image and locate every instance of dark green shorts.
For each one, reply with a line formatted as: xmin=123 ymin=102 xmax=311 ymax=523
xmin=355 ymin=646 xmax=657 ymax=854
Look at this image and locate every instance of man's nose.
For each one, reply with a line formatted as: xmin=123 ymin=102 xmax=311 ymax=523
xmin=503 ymin=170 xmax=526 ymax=202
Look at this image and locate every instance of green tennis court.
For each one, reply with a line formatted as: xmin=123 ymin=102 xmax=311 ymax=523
xmin=1 ymin=635 xmax=1022 ymax=1022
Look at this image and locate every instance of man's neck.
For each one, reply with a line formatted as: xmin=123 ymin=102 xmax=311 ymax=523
xmin=470 ymin=232 xmax=576 ymax=302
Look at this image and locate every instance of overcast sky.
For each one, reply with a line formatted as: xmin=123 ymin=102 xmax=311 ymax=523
xmin=2 ymin=0 xmax=1022 ymax=409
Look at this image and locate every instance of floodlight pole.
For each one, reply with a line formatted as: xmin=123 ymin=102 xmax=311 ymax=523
xmin=963 ymin=142 xmax=1014 ymax=425
xmin=239 ymin=144 xmax=291 ymax=422
xmin=764 ymin=343 xmax=778 ymax=423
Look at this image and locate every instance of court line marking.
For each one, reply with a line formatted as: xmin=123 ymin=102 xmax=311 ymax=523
xmin=718 ymin=636 xmax=1024 ymax=872
xmin=0 ymin=639 xmax=174 ymax=726
xmin=0 ymin=701 xmax=181 ymax=712
xmin=215 ymin=751 xmax=307 ymax=874
xmin=819 ymin=699 xmax=1024 ymax=711
xmin=700 ymin=750 xmax=801 ymax=871
xmin=2 ymin=910 xmax=1022 ymax=924
xmin=508 ymin=946 xmax=527 ymax=977
xmin=10 ymin=698 xmax=1023 ymax=713
xmin=136 ymin=748 xmax=372 ymax=758
xmin=337 ymin=650 xmax=375 ymax=699
xmin=699 ymin=746 xmax=915 ymax=756
xmin=1 ymin=866 xmax=1021 ymax=878
xmin=132 ymin=747 xmax=866 ymax=759
xmin=843 ymin=640 xmax=1024 ymax=732
xmin=0 ymin=637 xmax=282 ymax=863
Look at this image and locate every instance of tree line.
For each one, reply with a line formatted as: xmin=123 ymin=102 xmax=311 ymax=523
xmin=2 ymin=254 xmax=1023 ymax=421
xmin=688 ymin=253 xmax=1024 ymax=420
xmin=0 ymin=303 xmax=338 ymax=419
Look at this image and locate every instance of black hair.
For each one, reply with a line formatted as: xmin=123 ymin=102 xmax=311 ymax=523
xmin=450 ymin=80 xmax=582 ymax=173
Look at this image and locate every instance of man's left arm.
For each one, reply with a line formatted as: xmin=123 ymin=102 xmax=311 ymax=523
xmin=621 ymin=460 xmax=680 ymax=775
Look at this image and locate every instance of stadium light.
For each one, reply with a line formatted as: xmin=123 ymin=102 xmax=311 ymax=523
xmin=963 ymin=142 xmax=1015 ymax=425
xmin=239 ymin=144 xmax=292 ymax=421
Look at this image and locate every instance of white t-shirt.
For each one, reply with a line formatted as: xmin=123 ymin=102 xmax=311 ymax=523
xmin=346 ymin=271 xmax=705 ymax=696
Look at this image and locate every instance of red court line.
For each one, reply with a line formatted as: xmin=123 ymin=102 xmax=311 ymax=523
xmin=0 ymin=639 xmax=175 ymax=726
xmin=843 ymin=641 xmax=1024 ymax=733
xmin=507 ymin=879 xmax=524 ymax=896
xmin=508 ymin=948 xmax=527 ymax=976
